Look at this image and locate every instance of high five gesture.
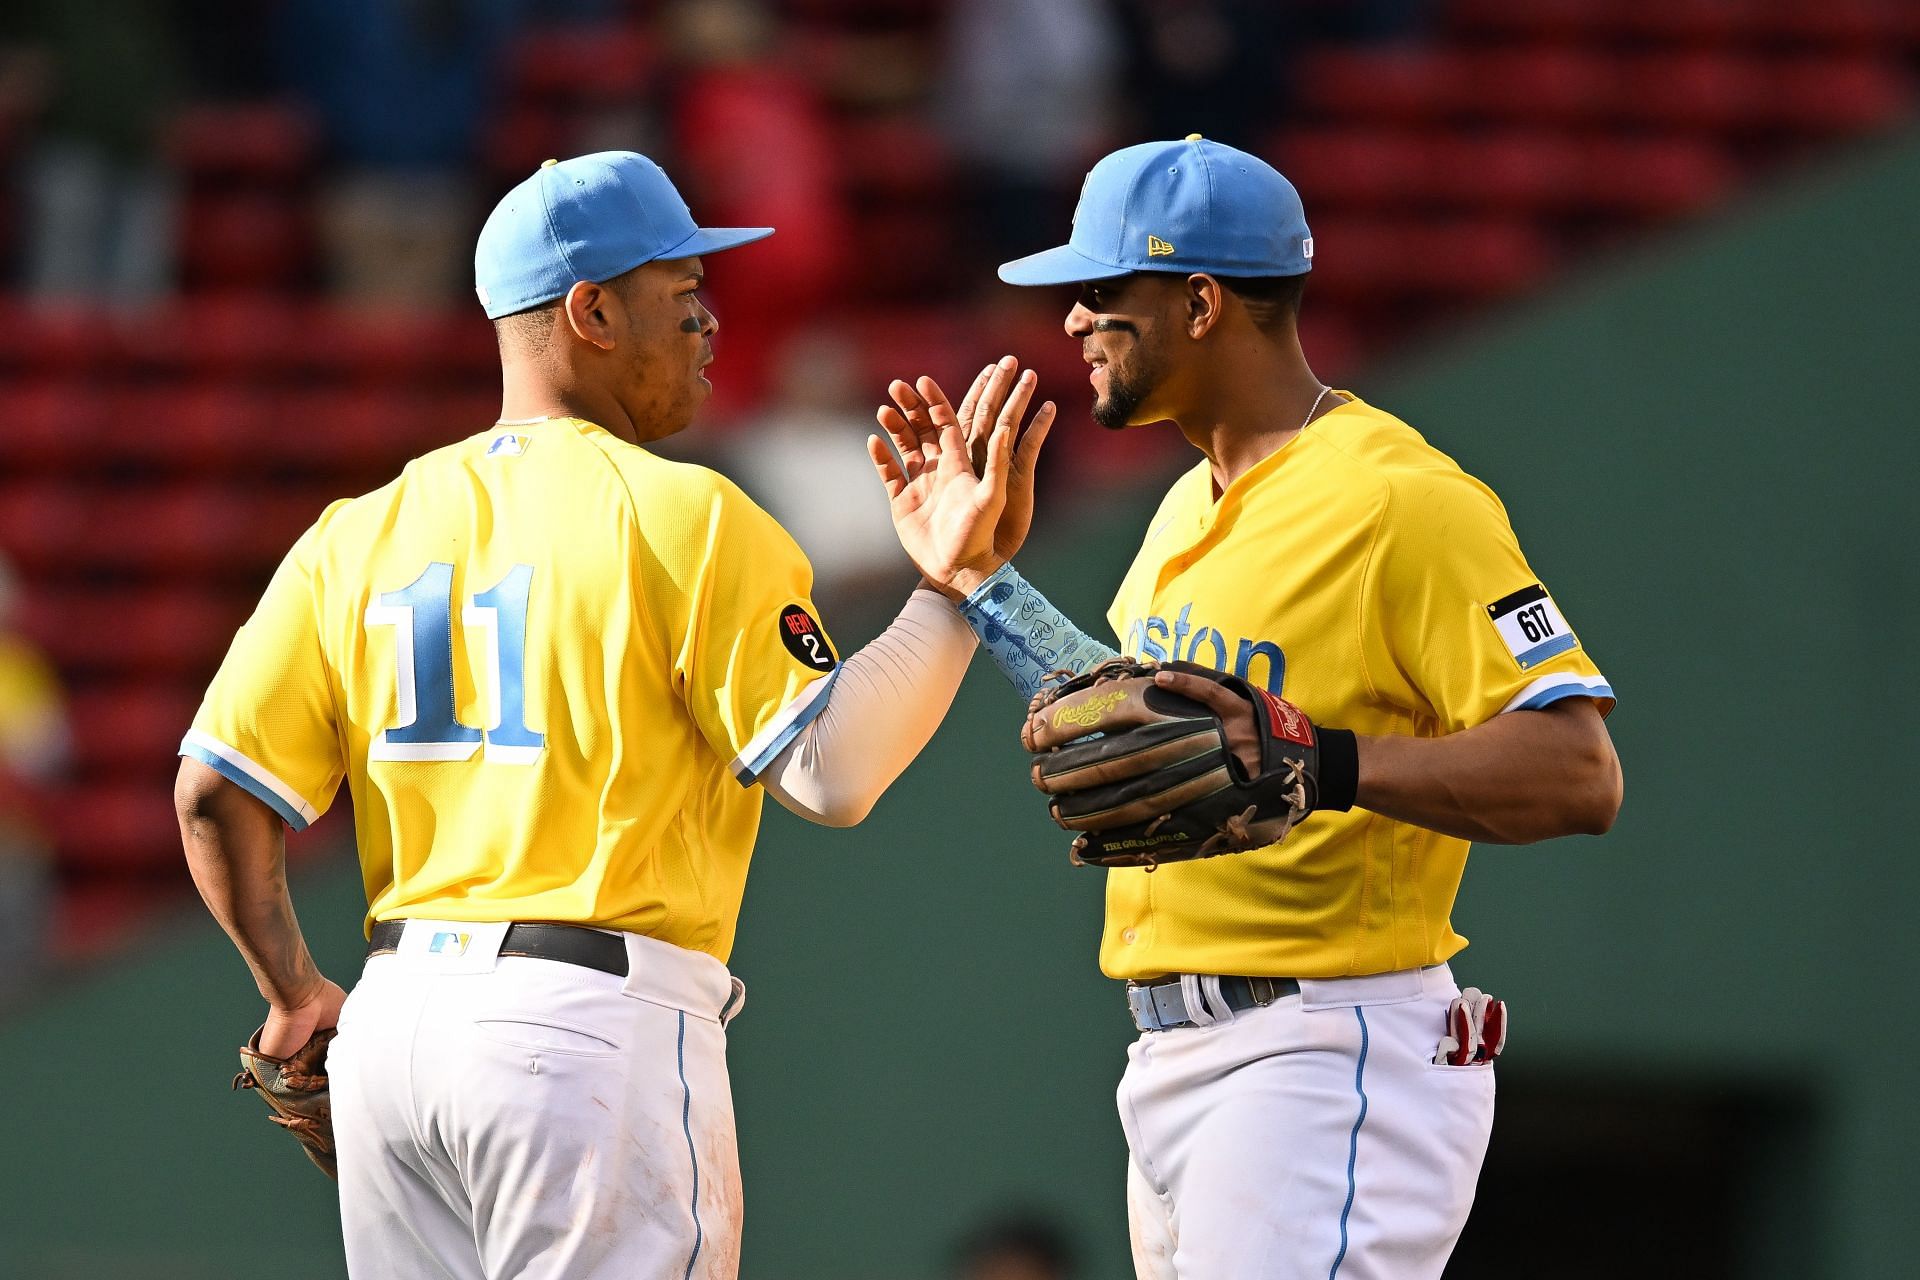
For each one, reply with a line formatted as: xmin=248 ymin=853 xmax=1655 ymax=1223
xmin=868 ymin=355 xmax=1055 ymax=598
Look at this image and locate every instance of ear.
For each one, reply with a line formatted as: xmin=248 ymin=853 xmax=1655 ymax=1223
xmin=1184 ymin=274 xmax=1225 ymax=341
xmin=561 ymin=280 xmax=618 ymax=351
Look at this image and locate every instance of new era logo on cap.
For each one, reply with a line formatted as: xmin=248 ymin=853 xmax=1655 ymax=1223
xmin=1147 ymin=235 xmax=1175 ymax=257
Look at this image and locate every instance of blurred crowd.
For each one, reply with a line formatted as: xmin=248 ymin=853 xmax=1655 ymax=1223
xmin=5 ymin=0 xmax=1908 ymax=986
xmin=0 ymin=1 xmax=1433 ymax=983
xmin=0 ymin=1 xmax=1428 ymax=307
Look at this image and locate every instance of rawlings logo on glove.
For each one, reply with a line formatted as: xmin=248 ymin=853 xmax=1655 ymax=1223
xmin=1022 ymin=657 xmax=1358 ymax=869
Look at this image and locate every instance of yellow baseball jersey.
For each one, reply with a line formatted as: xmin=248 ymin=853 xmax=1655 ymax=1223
xmin=1104 ymin=393 xmax=1612 ymax=981
xmin=181 ymin=416 xmax=839 ymax=962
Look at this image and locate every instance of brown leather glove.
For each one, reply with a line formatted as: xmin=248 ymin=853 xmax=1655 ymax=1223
xmin=234 ymin=1026 xmax=338 ymax=1180
xmin=1023 ymin=657 xmax=1356 ymax=868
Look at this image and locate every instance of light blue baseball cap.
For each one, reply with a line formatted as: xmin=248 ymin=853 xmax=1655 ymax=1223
xmin=474 ymin=151 xmax=773 ymax=319
xmin=998 ymin=136 xmax=1312 ymax=287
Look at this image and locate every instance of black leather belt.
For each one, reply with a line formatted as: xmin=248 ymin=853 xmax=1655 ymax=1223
xmin=367 ymin=920 xmax=628 ymax=977
xmin=1126 ymin=974 xmax=1301 ymax=1032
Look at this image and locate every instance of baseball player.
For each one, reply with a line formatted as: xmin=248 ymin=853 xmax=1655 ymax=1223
xmin=874 ymin=137 xmax=1623 ymax=1278
xmin=173 ymin=151 xmax=1054 ymax=1279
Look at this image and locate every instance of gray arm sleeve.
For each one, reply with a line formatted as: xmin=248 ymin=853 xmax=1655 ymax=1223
xmin=759 ymin=589 xmax=977 ymax=827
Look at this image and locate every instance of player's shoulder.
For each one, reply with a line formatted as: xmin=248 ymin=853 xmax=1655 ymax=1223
xmin=1305 ymin=393 xmax=1507 ymax=520
xmin=606 ymin=446 xmax=777 ymax=529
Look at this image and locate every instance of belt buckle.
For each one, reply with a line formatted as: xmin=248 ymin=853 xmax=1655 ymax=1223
xmin=1127 ymin=983 xmax=1158 ymax=1032
xmin=1128 ymin=980 xmax=1192 ymax=1032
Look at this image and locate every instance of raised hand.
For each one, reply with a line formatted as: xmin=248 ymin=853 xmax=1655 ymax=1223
xmin=868 ymin=354 xmax=1056 ymax=598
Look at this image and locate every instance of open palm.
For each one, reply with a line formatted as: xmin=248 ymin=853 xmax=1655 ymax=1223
xmin=868 ymin=356 xmax=1055 ymax=594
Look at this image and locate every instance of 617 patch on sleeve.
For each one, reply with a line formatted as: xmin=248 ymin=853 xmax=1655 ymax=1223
xmin=1486 ymin=584 xmax=1577 ymax=670
xmin=779 ymin=604 xmax=837 ymax=672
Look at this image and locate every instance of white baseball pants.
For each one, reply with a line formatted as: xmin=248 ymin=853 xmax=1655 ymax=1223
xmin=1120 ymin=964 xmax=1495 ymax=1280
xmin=327 ymin=921 xmax=746 ymax=1280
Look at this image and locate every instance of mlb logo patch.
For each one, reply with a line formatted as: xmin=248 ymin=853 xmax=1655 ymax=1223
xmin=429 ymin=931 xmax=472 ymax=956
xmin=486 ymin=433 xmax=528 ymax=457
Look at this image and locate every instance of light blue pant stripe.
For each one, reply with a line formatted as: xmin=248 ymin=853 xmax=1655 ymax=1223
xmin=1329 ymin=1007 xmax=1371 ymax=1279
xmin=678 ymin=1011 xmax=704 ymax=1280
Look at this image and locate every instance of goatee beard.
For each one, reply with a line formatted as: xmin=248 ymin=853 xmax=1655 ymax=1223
xmin=1092 ymin=376 xmax=1145 ymax=431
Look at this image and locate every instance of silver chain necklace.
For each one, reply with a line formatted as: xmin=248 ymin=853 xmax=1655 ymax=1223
xmin=1299 ymin=384 xmax=1332 ymax=432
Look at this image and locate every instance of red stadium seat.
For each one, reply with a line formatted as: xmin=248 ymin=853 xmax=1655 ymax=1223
xmin=1429 ymin=133 xmax=1586 ymax=212
xmin=1298 ymin=49 xmax=1468 ymax=125
xmin=0 ymin=480 xmax=89 ymax=575
xmin=1310 ymin=218 xmax=1553 ymax=301
xmin=301 ymin=305 xmax=500 ymax=388
xmin=0 ymin=380 xmax=113 ymax=474
xmin=65 ymin=683 xmax=200 ymax=776
xmin=167 ymin=102 xmax=319 ymax=185
xmin=481 ymin=104 xmax=576 ymax=181
xmin=1450 ymin=49 xmax=1618 ymax=128
xmin=0 ymin=299 xmax=100 ymax=376
xmin=835 ymin=117 xmax=955 ymax=199
xmin=1758 ymin=57 xmax=1912 ymax=134
xmin=1748 ymin=1 xmax=1920 ymax=49
xmin=114 ymin=295 xmax=309 ymax=379
xmin=1274 ymin=129 xmax=1438 ymax=209
xmin=16 ymin=587 xmax=249 ymax=679
xmin=1571 ymin=138 xmax=1736 ymax=215
xmin=52 ymin=879 xmax=186 ymax=961
xmin=507 ymin=24 xmax=657 ymax=103
xmin=179 ymin=193 xmax=315 ymax=292
xmin=1444 ymin=0 xmax=1604 ymax=42
xmin=48 ymin=782 xmax=183 ymax=872
xmin=0 ymin=481 xmax=333 ymax=578
xmin=103 ymin=385 xmax=274 ymax=473
xmin=1614 ymin=52 xmax=1769 ymax=132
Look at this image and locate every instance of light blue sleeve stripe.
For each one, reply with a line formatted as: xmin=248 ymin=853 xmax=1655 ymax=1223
xmin=1515 ymin=634 xmax=1577 ymax=668
xmin=179 ymin=741 xmax=310 ymax=831
xmin=732 ymin=668 xmax=840 ymax=786
xmin=959 ymin=563 xmax=1118 ymax=702
xmin=1513 ymin=681 xmax=1615 ymax=712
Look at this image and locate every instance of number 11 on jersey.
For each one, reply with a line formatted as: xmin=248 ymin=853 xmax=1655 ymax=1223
xmin=365 ymin=561 xmax=546 ymax=763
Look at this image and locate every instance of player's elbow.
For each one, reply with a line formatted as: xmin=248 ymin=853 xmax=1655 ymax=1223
xmin=804 ymin=790 xmax=876 ymax=829
xmin=767 ymin=778 xmax=877 ymax=829
xmin=1562 ymin=734 xmax=1623 ymax=836
xmin=174 ymin=757 xmax=270 ymax=838
xmin=175 ymin=757 xmax=231 ymax=828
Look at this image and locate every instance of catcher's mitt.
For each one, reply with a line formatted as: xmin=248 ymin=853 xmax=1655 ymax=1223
xmin=235 ymin=1027 xmax=339 ymax=1180
xmin=1022 ymin=657 xmax=1357 ymax=868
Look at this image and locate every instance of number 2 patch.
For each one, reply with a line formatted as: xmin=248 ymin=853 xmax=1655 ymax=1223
xmin=1486 ymin=584 xmax=1577 ymax=670
xmin=779 ymin=604 xmax=837 ymax=672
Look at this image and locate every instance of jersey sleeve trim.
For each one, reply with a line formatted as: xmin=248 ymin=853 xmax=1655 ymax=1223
xmin=1499 ymin=673 xmax=1616 ymax=716
xmin=728 ymin=669 xmax=840 ymax=787
xmin=178 ymin=729 xmax=319 ymax=830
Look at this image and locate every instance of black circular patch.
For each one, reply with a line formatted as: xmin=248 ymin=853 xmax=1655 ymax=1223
xmin=778 ymin=604 xmax=837 ymax=672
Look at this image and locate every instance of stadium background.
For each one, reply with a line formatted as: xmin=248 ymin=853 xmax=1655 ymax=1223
xmin=0 ymin=2 xmax=1915 ymax=1277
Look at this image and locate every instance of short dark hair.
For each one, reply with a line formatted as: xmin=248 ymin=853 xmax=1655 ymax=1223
xmin=493 ymin=300 xmax=560 ymax=354
xmin=1220 ymin=272 xmax=1308 ymax=334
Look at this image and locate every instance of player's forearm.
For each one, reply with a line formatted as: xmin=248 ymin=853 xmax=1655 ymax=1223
xmin=1353 ymin=699 xmax=1622 ymax=844
xmin=175 ymin=759 xmax=325 ymax=1009
xmin=760 ymin=588 xmax=977 ymax=826
xmin=955 ymin=562 xmax=1118 ymax=700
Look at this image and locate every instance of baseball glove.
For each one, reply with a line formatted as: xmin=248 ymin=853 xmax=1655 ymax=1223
xmin=1021 ymin=657 xmax=1357 ymax=868
xmin=234 ymin=1027 xmax=339 ymax=1180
